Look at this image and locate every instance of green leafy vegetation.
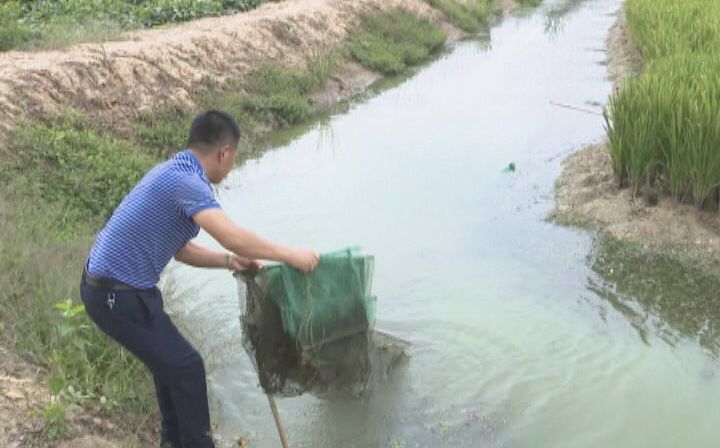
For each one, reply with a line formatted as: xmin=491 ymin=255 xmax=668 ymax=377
xmin=349 ymin=9 xmax=447 ymax=75
xmin=605 ymin=0 xmax=720 ymax=210
xmin=426 ymin=0 xmax=496 ymax=33
xmin=239 ymin=62 xmax=334 ymax=127
xmin=0 ymin=2 xmax=33 ymax=51
xmin=0 ymin=0 xmax=269 ymax=51
xmin=4 ymin=110 xmax=154 ymax=224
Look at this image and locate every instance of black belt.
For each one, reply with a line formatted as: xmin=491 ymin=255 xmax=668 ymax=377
xmin=82 ymin=269 xmax=138 ymax=291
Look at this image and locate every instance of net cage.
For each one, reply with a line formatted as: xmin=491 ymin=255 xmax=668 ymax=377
xmin=237 ymin=247 xmax=409 ymax=397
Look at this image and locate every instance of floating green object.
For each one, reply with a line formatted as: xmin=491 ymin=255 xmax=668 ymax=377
xmin=502 ymin=162 xmax=516 ymax=173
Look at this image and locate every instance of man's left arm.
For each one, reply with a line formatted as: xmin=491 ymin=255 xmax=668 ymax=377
xmin=174 ymin=241 xmax=261 ymax=272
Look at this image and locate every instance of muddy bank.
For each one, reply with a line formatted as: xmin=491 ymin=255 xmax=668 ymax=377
xmin=552 ymin=7 xmax=720 ymax=266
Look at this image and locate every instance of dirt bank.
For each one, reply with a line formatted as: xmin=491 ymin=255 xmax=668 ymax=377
xmin=551 ymin=7 xmax=720 ymax=264
xmin=0 ymin=345 xmax=158 ymax=448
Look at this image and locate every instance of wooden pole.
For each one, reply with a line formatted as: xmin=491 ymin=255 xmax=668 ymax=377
xmin=267 ymin=394 xmax=290 ymax=448
xmin=549 ymin=101 xmax=603 ymax=116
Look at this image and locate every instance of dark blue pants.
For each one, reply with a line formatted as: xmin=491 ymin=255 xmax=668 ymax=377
xmin=80 ymin=279 xmax=214 ymax=448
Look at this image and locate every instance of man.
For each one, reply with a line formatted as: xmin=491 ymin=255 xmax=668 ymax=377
xmin=80 ymin=110 xmax=319 ymax=447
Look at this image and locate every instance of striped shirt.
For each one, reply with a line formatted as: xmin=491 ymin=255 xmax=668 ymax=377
xmin=88 ymin=150 xmax=220 ymax=288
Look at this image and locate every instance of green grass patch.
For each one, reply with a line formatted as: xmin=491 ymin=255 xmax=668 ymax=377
xmin=3 ymin=110 xmax=154 ymax=225
xmin=0 ymin=2 xmax=33 ymax=51
xmin=426 ymin=0 xmax=496 ymax=33
xmin=0 ymin=0 xmax=269 ymax=51
xmin=239 ymin=63 xmax=330 ymax=126
xmin=605 ymin=0 xmax=720 ymax=210
xmin=349 ymin=9 xmax=447 ymax=75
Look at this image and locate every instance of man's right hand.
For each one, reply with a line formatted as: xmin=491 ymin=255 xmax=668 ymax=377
xmin=287 ymin=249 xmax=320 ymax=273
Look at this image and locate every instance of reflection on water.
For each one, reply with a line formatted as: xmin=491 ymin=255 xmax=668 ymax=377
xmin=588 ymin=236 xmax=720 ymax=356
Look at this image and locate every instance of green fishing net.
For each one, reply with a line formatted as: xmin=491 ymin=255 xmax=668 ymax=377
xmin=269 ymin=247 xmax=376 ymax=349
xmin=237 ymin=247 xmax=408 ymax=397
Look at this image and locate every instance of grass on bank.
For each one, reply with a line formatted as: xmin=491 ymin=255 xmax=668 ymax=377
xmin=426 ymin=0 xmax=496 ymax=33
xmin=349 ymin=9 xmax=447 ymax=75
xmin=0 ymin=0 xmax=269 ymax=51
xmin=604 ymin=0 xmax=720 ymax=210
xmin=4 ymin=110 xmax=155 ymax=224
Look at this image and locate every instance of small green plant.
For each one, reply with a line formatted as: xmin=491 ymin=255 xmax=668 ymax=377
xmin=390 ymin=436 xmax=407 ymax=448
xmin=44 ymin=298 xmax=151 ymax=411
xmin=440 ymin=418 xmax=450 ymax=434
xmin=133 ymin=104 xmax=194 ymax=157
xmin=239 ymin=63 xmax=331 ymax=126
xmin=349 ymin=9 xmax=447 ymax=75
xmin=0 ymin=1 xmax=34 ymax=50
xmin=42 ymin=397 xmax=69 ymax=440
xmin=427 ymin=0 xmax=496 ymax=33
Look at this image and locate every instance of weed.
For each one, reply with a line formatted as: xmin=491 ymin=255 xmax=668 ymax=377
xmin=4 ymin=109 xmax=154 ymax=223
xmin=427 ymin=0 xmax=496 ymax=33
xmin=0 ymin=2 xmax=33 ymax=51
xmin=0 ymin=0 xmax=269 ymax=51
xmin=42 ymin=398 xmax=69 ymax=440
xmin=349 ymin=9 xmax=447 ymax=75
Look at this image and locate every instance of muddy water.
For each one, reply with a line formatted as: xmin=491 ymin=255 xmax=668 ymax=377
xmin=168 ymin=1 xmax=720 ymax=446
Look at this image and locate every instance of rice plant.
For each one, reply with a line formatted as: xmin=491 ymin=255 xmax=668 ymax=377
xmin=605 ymin=0 xmax=720 ymax=210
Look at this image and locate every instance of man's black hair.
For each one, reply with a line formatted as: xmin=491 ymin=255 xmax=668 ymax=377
xmin=187 ymin=110 xmax=241 ymax=152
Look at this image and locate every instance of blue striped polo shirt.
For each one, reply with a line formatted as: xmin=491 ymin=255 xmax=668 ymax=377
xmin=87 ymin=150 xmax=221 ymax=288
